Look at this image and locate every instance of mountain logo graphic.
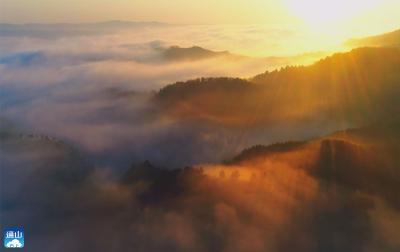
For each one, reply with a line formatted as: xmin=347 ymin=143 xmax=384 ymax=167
xmin=3 ymin=228 xmax=24 ymax=249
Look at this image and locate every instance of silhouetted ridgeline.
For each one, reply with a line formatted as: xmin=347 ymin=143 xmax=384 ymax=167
xmin=161 ymin=46 xmax=232 ymax=62
xmin=157 ymin=77 xmax=252 ymax=101
xmin=229 ymin=141 xmax=306 ymax=164
xmin=229 ymin=122 xmax=400 ymax=208
xmin=155 ymin=47 xmax=400 ymax=126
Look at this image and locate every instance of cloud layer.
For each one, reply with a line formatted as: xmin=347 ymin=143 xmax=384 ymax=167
xmin=1 ymin=24 xmax=400 ymax=252
xmin=0 ymin=24 xmax=332 ymax=168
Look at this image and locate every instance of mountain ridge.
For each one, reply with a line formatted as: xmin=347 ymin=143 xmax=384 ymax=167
xmin=155 ymin=47 xmax=400 ymax=126
xmin=345 ymin=28 xmax=400 ymax=48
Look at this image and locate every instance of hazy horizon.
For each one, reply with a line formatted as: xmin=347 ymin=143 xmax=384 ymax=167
xmin=1 ymin=0 xmax=400 ymax=47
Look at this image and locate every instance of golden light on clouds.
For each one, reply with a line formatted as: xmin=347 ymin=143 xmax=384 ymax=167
xmin=0 ymin=1 xmax=398 ymax=56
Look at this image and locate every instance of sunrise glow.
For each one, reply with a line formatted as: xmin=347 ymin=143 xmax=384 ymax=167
xmin=1 ymin=1 xmax=400 ymax=251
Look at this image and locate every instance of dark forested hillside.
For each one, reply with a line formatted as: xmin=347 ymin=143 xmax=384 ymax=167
xmin=113 ymin=121 xmax=400 ymax=252
xmin=156 ymin=47 xmax=400 ymax=126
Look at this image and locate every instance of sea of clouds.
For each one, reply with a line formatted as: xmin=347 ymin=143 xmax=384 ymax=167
xmin=1 ymin=22 xmax=399 ymax=252
xmin=0 ymin=22 xmax=335 ymax=168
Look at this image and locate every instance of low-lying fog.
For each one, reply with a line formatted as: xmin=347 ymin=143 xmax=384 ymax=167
xmin=0 ymin=22 xmax=334 ymax=168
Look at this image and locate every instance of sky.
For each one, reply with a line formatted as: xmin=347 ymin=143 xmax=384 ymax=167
xmin=0 ymin=0 xmax=399 ymax=38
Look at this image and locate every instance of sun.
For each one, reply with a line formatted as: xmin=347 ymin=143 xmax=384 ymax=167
xmin=284 ymin=0 xmax=379 ymax=29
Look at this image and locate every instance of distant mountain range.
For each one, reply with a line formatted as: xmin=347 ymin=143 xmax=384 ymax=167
xmin=0 ymin=20 xmax=168 ymax=37
xmin=154 ymin=45 xmax=328 ymax=67
xmin=345 ymin=28 xmax=400 ymax=48
xmin=159 ymin=46 xmax=234 ymax=62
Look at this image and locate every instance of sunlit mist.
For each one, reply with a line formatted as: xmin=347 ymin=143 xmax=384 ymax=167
xmin=1 ymin=0 xmax=400 ymax=251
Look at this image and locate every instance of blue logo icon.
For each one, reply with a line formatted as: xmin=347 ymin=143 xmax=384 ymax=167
xmin=3 ymin=228 xmax=24 ymax=248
